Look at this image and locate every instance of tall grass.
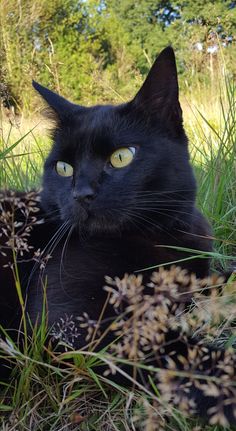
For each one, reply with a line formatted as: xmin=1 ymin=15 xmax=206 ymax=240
xmin=185 ymin=77 xmax=236 ymax=269
xmin=0 ymin=76 xmax=236 ymax=430
xmin=0 ymin=115 xmax=49 ymax=190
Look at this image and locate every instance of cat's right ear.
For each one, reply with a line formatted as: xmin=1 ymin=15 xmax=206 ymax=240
xmin=32 ymin=81 xmax=79 ymax=124
xmin=130 ymin=47 xmax=183 ymax=135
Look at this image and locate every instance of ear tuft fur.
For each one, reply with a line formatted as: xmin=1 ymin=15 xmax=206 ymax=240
xmin=32 ymin=81 xmax=80 ymax=124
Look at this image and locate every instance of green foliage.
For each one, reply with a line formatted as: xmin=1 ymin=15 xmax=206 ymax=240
xmin=1 ymin=0 xmax=236 ymax=112
xmin=186 ymin=76 xmax=236 ymax=269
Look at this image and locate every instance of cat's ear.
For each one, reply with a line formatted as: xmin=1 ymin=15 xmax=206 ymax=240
xmin=132 ymin=47 xmax=183 ymax=133
xmin=32 ymin=81 xmax=79 ymax=124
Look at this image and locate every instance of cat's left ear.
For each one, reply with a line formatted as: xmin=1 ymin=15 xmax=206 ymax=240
xmin=132 ymin=47 xmax=183 ymax=134
xmin=32 ymin=81 xmax=80 ymax=124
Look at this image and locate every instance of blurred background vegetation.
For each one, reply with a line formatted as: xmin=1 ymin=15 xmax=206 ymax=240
xmin=1 ymin=0 xmax=236 ymax=111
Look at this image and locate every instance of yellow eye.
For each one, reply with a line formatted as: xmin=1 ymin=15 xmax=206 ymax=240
xmin=56 ymin=161 xmax=73 ymax=177
xmin=110 ymin=147 xmax=136 ymax=168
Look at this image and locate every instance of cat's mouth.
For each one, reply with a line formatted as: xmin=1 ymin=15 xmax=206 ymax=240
xmin=71 ymin=205 xmax=119 ymax=234
xmin=78 ymin=206 xmax=90 ymax=222
xmin=76 ymin=204 xmax=103 ymax=226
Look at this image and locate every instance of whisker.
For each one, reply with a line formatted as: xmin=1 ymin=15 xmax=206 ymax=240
xmin=41 ymin=220 xmax=71 ymax=258
xmin=35 ymin=221 xmax=72 ymax=296
xmin=25 ymin=220 xmax=71 ymax=292
xmin=132 ymin=199 xmax=194 ymax=205
xmin=43 ymin=208 xmax=61 ymax=218
xmin=120 ymin=208 xmax=179 ymax=241
xmin=133 ymin=189 xmax=196 ymax=195
xmin=58 ymin=224 xmax=78 ymax=300
xmin=130 ymin=205 xmax=197 ymax=219
xmin=128 ymin=206 xmax=201 ymax=230
xmin=133 ymin=205 xmax=204 ymax=221
xmin=113 ymin=208 xmax=148 ymax=238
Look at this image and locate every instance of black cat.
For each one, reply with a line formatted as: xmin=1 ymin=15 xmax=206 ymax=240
xmin=27 ymin=47 xmax=212 ymax=330
xmin=3 ymin=47 xmax=235 ymax=426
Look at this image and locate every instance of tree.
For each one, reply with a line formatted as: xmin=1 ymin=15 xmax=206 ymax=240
xmin=1 ymin=0 xmax=236 ymax=112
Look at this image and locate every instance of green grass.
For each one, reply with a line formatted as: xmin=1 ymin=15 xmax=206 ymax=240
xmin=0 ymin=118 xmax=49 ymax=190
xmin=186 ymin=77 xmax=236 ymax=270
xmin=0 ymin=77 xmax=236 ymax=430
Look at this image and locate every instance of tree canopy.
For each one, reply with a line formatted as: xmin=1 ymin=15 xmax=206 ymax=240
xmin=0 ymin=0 xmax=236 ymax=112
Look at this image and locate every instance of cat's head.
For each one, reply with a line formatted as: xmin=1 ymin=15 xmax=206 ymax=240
xmin=33 ymin=47 xmax=196 ymax=235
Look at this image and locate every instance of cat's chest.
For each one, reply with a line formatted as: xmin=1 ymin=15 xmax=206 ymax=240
xmin=27 ymin=236 xmax=156 ymax=326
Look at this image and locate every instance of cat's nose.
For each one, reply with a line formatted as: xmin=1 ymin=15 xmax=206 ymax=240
xmin=73 ymin=187 xmax=95 ymax=205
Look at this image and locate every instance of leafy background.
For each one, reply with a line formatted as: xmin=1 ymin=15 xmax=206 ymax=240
xmin=1 ymin=0 xmax=236 ymax=109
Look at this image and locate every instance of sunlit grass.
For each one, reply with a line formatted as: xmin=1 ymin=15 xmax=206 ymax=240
xmin=0 ymin=116 xmax=50 ymax=190
xmin=184 ymin=78 xmax=236 ymax=269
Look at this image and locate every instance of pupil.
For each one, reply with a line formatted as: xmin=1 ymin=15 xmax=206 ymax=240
xmin=63 ymin=164 xmax=66 ymax=172
xmin=119 ymin=154 xmax=122 ymax=162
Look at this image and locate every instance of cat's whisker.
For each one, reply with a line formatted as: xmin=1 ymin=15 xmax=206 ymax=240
xmin=78 ymin=218 xmax=90 ymax=245
xmin=130 ymin=206 xmax=202 ymax=229
xmin=26 ymin=220 xmax=71 ymax=292
xmin=44 ymin=221 xmax=72 ymax=263
xmin=133 ymin=195 xmax=194 ymax=201
xmin=133 ymin=205 xmax=200 ymax=217
xmin=132 ymin=196 xmax=195 ymax=204
xmin=40 ymin=220 xmax=71 ymax=258
xmin=134 ymin=189 xmax=196 ymax=195
xmin=58 ymin=224 xmax=78 ymax=301
xmin=133 ymin=199 xmax=194 ymax=205
xmin=36 ymin=220 xmax=72 ymax=291
xmin=42 ymin=208 xmax=62 ymax=219
xmin=59 ymin=224 xmax=74 ymax=279
xmin=122 ymin=208 xmax=182 ymax=242
xmin=131 ymin=205 xmax=197 ymax=217
xmin=113 ymin=208 xmax=148 ymax=237
xmin=121 ymin=208 xmax=168 ymax=235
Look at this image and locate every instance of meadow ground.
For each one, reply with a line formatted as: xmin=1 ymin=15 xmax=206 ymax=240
xmin=0 ymin=77 xmax=236 ymax=430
